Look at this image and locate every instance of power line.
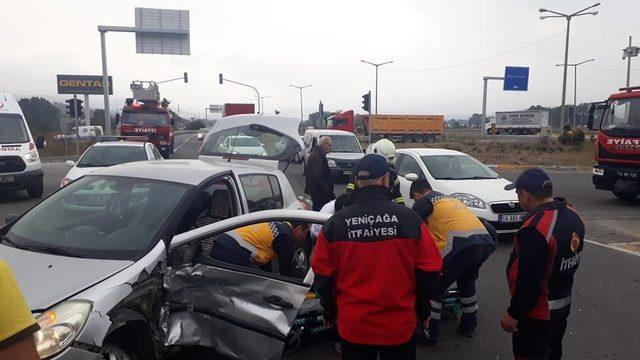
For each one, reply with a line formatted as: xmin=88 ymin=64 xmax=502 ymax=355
xmin=584 ymin=65 xmax=640 ymax=72
xmin=385 ymin=31 xmax=566 ymax=73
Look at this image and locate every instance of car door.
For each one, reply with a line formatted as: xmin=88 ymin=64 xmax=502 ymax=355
xmin=164 ymin=209 xmax=330 ymax=360
xmin=395 ymin=152 xmax=425 ymax=206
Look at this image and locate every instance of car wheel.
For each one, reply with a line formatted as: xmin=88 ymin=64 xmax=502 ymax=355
xmin=102 ymin=343 xmax=139 ymax=360
xmin=613 ymin=190 xmax=638 ymax=201
xmin=27 ymin=178 xmax=44 ymax=198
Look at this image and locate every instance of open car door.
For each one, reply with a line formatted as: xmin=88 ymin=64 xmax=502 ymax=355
xmin=164 ymin=209 xmax=329 ymax=360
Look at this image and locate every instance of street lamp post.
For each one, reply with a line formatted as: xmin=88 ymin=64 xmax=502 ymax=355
xmin=556 ymin=58 xmax=595 ymax=127
xmin=246 ymin=96 xmax=271 ymax=114
xmin=361 ymin=60 xmax=393 ymax=114
xmin=290 ymin=84 xmax=311 ymax=121
xmin=623 ymin=36 xmax=639 ymax=87
xmin=540 ymin=3 xmax=600 ymax=129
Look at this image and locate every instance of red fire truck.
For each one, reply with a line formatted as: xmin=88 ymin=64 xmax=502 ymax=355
xmin=588 ymin=86 xmax=640 ymax=200
xmin=118 ymin=81 xmax=174 ymax=158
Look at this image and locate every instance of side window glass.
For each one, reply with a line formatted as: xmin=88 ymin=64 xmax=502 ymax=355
xmin=397 ymin=156 xmax=423 ymax=178
xmin=240 ymin=174 xmax=284 ymax=213
xmin=394 ymin=153 xmax=404 ymax=170
xmin=175 ymin=180 xmax=235 ymax=235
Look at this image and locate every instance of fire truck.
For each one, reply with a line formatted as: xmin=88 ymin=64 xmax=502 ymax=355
xmin=588 ymin=86 xmax=640 ymax=200
xmin=118 ymin=81 xmax=174 ymax=158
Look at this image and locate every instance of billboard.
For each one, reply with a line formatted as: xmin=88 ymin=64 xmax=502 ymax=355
xmin=503 ymin=66 xmax=529 ymax=91
xmin=57 ymin=75 xmax=113 ymax=95
xmin=135 ymin=8 xmax=190 ymax=55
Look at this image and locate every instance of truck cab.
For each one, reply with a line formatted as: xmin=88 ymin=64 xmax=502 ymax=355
xmin=589 ymin=86 xmax=640 ymax=200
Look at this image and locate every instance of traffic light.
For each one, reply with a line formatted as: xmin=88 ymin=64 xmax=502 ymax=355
xmin=362 ymin=91 xmax=371 ymax=112
xmin=76 ymin=99 xmax=84 ymax=118
xmin=65 ymin=98 xmax=83 ymax=118
xmin=219 ymin=73 xmax=224 ymax=84
xmin=183 ymin=72 xmax=189 ymax=83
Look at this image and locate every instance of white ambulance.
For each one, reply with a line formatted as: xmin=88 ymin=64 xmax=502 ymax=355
xmin=0 ymin=93 xmax=45 ymax=198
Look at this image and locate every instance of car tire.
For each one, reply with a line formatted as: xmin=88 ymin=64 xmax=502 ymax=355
xmin=613 ymin=190 xmax=638 ymax=201
xmin=27 ymin=178 xmax=44 ymax=198
xmin=102 ymin=343 xmax=139 ymax=360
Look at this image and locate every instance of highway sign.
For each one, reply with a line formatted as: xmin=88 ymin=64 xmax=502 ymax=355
xmin=503 ymin=66 xmax=529 ymax=91
xmin=135 ymin=8 xmax=190 ymax=55
xmin=57 ymin=75 xmax=113 ymax=95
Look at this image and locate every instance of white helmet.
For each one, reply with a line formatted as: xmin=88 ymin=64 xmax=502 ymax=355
xmin=367 ymin=138 xmax=396 ymax=164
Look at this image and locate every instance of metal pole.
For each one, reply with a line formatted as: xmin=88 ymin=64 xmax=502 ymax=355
xmin=204 ymin=108 xmax=208 ymax=121
xmin=299 ymin=89 xmax=304 ymax=121
xmin=375 ymin=65 xmax=379 ymax=114
xmin=482 ymin=77 xmax=488 ymax=137
xmin=560 ymin=18 xmax=571 ymax=129
xmin=84 ymin=94 xmax=90 ymax=126
xmin=627 ymin=36 xmax=633 ymax=87
xmin=73 ymin=95 xmax=80 ymax=156
xmin=573 ymin=66 xmax=578 ymax=127
xmin=367 ymin=91 xmax=372 ymax=144
xmin=100 ymin=30 xmax=111 ymax=135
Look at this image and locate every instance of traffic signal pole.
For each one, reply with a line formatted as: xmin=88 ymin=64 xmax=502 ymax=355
xmin=73 ymin=95 xmax=80 ymax=155
xmin=368 ymin=91 xmax=372 ymax=144
xmin=84 ymin=94 xmax=90 ymax=126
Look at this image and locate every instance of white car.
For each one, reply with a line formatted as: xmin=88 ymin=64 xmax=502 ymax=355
xmin=61 ymin=140 xmax=164 ymax=187
xmin=302 ymin=129 xmax=364 ymax=180
xmin=396 ymin=148 xmax=524 ymax=235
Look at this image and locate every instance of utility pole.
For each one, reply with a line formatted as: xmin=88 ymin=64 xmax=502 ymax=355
xmin=360 ymin=60 xmax=393 ymax=114
xmin=556 ymin=58 xmax=594 ymax=127
xmin=540 ymin=3 xmax=600 ymax=129
xmin=623 ymin=36 xmax=639 ymax=87
xmin=290 ymin=84 xmax=311 ymax=121
xmin=219 ymin=74 xmax=261 ymax=114
xmin=73 ymin=95 xmax=80 ymax=155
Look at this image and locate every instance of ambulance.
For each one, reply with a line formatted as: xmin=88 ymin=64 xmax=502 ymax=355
xmin=0 ymin=93 xmax=45 ymax=198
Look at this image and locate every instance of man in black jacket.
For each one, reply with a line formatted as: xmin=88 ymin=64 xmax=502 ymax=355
xmin=305 ymin=136 xmax=335 ymax=211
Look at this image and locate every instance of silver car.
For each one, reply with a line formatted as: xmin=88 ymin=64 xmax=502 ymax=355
xmin=0 ymin=159 xmax=327 ymax=360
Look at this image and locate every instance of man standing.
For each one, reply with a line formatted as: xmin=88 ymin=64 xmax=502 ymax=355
xmin=312 ymin=154 xmax=442 ymax=360
xmin=502 ymin=168 xmax=585 ymax=359
xmin=410 ymin=179 xmax=497 ymax=344
xmin=305 ymin=136 xmax=335 ymax=211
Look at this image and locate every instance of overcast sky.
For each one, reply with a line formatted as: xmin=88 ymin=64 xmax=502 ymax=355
xmin=1 ymin=0 xmax=638 ymax=119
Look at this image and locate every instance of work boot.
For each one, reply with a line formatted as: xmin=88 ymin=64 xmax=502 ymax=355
xmin=419 ymin=319 xmax=439 ymax=345
xmin=459 ymin=313 xmax=478 ymax=338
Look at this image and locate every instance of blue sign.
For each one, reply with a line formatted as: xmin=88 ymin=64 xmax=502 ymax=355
xmin=503 ymin=66 xmax=529 ymax=91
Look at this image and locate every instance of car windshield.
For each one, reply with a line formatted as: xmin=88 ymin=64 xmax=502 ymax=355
xmin=201 ymin=124 xmax=301 ymax=160
xmin=122 ymin=111 xmax=170 ymax=127
xmin=0 ymin=114 xmax=29 ymax=143
xmin=328 ymin=135 xmax=362 ymax=153
xmin=421 ymin=155 xmax=498 ymax=180
xmin=3 ymin=176 xmax=189 ymax=260
xmin=77 ymin=145 xmax=148 ymax=167
xmin=602 ymin=98 xmax=640 ymax=131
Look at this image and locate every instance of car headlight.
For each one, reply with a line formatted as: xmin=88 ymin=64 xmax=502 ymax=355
xmin=450 ymin=193 xmax=486 ymax=209
xmin=593 ymin=167 xmax=604 ymax=176
xmin=24 ymin=150 xmax=39 ymax=163
xmin=327 ymin=159 xmax=337 ymax=168
xmin=34 ymin=300 xmax=92 ymax=358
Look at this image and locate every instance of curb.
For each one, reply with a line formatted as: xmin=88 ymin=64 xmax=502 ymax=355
xmin=488 ymin=164 xmax=591 ymax=172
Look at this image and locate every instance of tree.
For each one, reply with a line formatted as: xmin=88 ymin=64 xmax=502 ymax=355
xmin=186 ymin=119 xmax=205 ymax=130
xmin=90 ymin=109 xmax=117 ymax=130
xmin=18 ymin=97 xmax=61 ymax=134
xmin=467 ymin=113 xmax=483 ymax=128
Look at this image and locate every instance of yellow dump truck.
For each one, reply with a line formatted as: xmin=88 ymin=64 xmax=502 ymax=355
xmin=363 ymin=114 xmax=445 ymax=143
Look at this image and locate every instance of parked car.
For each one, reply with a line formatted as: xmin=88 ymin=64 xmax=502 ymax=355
xmin=61 ymin=140 xmax=164 ymax=187
xmin=396 ymin=148 xmax=524 ymax=236
xmin=302 ymin=129 xmax=364 ymax=180
xmin=0 ymin=159 xmax=325 ymax=360
xmin=0 ymin=92 xmax=45 ymax=198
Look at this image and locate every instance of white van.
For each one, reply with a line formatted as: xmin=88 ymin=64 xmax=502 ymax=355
xmin=0 ymin=93 xmax=45 ymax=198
xmin=302 ymin=129 xmax=364 ymax=180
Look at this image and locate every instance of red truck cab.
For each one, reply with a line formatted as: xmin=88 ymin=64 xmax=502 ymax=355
xmin=119 ymin=100 xmax=174 ymax=158
xmin=326 ymin=110 xmax=355 ymax=132
xmin=589 ymin=86 xmax=640 ymax=200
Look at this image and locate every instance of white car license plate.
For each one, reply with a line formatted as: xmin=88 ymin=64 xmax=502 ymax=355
xmin=343 ymin=170 xmax=352 ymax=176
xmin=499 ymin=213 xmax=525 ymax=223
xmin=617 ymin=171 xmax=639 ymax=179
xmin=0 ymin=176 xmax=16 ymax=184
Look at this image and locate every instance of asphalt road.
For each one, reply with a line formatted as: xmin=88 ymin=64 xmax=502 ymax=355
xmin=1 ymin=134 xmax=639 ymax=359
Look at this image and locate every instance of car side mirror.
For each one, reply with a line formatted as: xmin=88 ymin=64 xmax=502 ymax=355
xmin=115 ymin=113 xmax=121 ymax=124
xmin=405 ymin=173 xmax=419 ymax=182
xmin=587 ymin=103 xmax=596 ymax=130
xmin=5 ymin=214 xmax=18 ymax=224
xmin=65 ymin=160 xmax=76 ymax=167
xmin=35 ymin=136 xmax=46 ymax=149
xmin=171 ymin=118 xmax=175 ymax=126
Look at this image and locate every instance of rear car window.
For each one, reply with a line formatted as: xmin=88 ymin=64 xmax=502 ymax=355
xmin=240 ymin=174 xmax=284 ymax=212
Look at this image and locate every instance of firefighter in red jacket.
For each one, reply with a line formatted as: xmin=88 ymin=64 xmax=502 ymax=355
xmin=312 ymin=154 xmax=442 ymax=360
xmin=502 ymin=168 xmax=585 ymax=360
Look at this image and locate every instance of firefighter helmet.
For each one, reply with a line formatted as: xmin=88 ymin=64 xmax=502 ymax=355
xmin=367 ymin=138 xmax=396 ymax=164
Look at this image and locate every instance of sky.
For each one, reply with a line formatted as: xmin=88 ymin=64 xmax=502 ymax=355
xmin=1 ymin=0 xmax=639 ymax=120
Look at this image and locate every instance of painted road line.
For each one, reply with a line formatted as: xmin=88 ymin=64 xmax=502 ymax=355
xmin=174 ymin=135 xmax=195 ymax=153
xmin=585 ymin=239 xmax=640 ymax=257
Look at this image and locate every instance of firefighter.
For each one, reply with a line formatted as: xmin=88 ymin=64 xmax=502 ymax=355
xmin=345 ymin=138 xmax=404 ymax=206
xmin=503 ymin=168 xmax=585 ymax=359
xmin=312 ymin=154 xmax=442 ymax=360
xmin=410 ymin=179 xmax=497 ymax=345
xmin=208 ymin=221 xmax=310 ymax=278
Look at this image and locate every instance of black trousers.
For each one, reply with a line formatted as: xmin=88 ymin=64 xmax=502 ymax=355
xmin=341 ymin=337 xmax=415 ymax=360
xmin=311 ymin=196 xmax=331 ymax=211
xmin=548 ymin=306 xmax=571 ymax=360
xmin=512 ymin=318 xmax=549 ymax=360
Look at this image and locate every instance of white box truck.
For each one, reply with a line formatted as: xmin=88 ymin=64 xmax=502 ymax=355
xmin=485 ymin=110 xmax=549 ymax=135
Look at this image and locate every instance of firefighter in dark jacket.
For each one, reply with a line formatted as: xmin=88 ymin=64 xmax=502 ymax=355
xmin=503 ymin=169 xmax=585 ymax=359
xmin=410 ymin=178 xmax=497 ymax=345
xmin=311 ymin=154 xmax=442 ymax=360
xmin=502 ymin=168 xmax=585 ymax=360
xmin=305 ymin=136 xmax=335 ymax=211
xmin=345 ymin=138 xmax=404 ymax=206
